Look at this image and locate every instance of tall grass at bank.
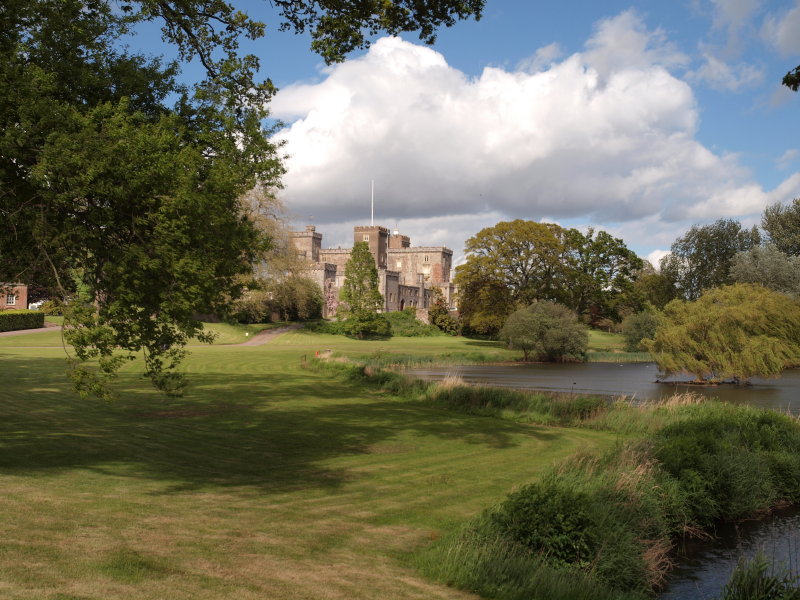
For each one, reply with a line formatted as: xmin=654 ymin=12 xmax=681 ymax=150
xmin=421 ymin=402 xmax=800 ymax=599
xmin=310 ymin=355 xmax=800 ymax=599
xmin=309 ymin=353 xmax=608 ymax=426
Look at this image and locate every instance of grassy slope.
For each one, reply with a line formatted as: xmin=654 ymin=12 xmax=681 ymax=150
xmin=0 ymin=331 xmax=614 ymax=600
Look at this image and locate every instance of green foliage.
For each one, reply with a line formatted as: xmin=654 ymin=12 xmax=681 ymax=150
xmin=762 ymin=199 xmax=800 ymax=257
xmin=660 ymin=218 xmax=761 ymax=300
xmin=730 ymin=244 xmax=800 ymax=296
xmin=427 ymin=288 xmax=459 ymax=334
xmin=0 ymin=309 xmax=45 ymax=332
xmin=337 ymin=242 xmax=389 ymax=339
xmin=652 ymin=403 xmax=800 ymax=525
xmin=500 ymin=302 xmax=588 ymax=361
xmin=621 ymin=310 xmax=660 ymax=352
xmin=426 ymin=398 xmax=800 ymax=600
xmin=1 ymin=0 xmax=481 ymax=397
xmin=631 ymin=261 xmax=678 ymax=309
xmin=455 ymin=220 xmax=642 ymax=334
xmin=385 ymin=308 xmax=442 ymax=337
xmin=39 ymin=298 xmax=65 ymax=316
xmin=719 ymin=553 xmax=800 ymax=600
xmin=645 ymin=284 xmax=800 ymax=382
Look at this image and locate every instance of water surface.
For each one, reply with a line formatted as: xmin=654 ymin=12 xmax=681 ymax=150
xmin=405 ymin=362 xmax=800 ymax=413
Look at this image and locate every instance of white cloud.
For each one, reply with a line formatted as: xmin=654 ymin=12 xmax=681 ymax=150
xmin=762 ymin=1 xmax=800 ymax=55
xmin=686 ymin=52 xmax=764 ymax=91
xmin=777 ymin=148 xmax=800 ymax=169
xmin=646 ymin=249 xmax=670 ymax=269
xmin=517 ymin=43 xmax=563 ymax=73
xmin=271 ymin=12 xmax=800 ymax=258
xmin=710 ymin=0 xmax=763 ymax=32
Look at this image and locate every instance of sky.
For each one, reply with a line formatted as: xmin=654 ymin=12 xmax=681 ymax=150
xmin=130 ymin=0 xmax=800 ymax=266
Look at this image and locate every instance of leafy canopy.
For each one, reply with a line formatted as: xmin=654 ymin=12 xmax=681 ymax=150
xmin=455 ymin=219 xmax=642 ymax=334
xmin=0 ymin=0 xmax=482 ymax=395
xmin=761 ymin=198 xmax=800 ymax=257
xmin=645 ymin=284 xmax=800 ymax=383
xmin=659 ymin=218 xmax=761 ymax=301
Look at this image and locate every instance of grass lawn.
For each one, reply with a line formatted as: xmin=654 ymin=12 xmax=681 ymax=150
xmin=587 ymin=329 xmax=624 ymax=352
xmin=0 ymin=321 xmax=279 ymax=348
xmin=0 ymin=331 xmax=616 ymax=600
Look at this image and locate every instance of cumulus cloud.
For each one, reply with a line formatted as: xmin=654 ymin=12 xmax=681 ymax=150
xmin=271 ymin=11 xmax=800 ymax=256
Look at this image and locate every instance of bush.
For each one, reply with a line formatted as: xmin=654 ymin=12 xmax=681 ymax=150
xmin=0 ymin=309 xmax=45 ymax=332
xmin=385 ymin=308 xmax=442 ymax=337
xmin=500 ymin=301 xmax=588 ymax=361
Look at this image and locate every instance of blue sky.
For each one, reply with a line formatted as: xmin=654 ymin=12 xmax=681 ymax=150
xmin=128 ymin=0 xmax=800 ymax=265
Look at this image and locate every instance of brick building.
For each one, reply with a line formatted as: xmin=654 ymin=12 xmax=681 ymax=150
xmin=0 ymin=284 xmax=28 ymax=310
xmin=290 ymin=225 xmax=455 ymax=318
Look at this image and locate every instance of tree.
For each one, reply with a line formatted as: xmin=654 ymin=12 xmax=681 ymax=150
xmin=0 ymin=0 xmax=481 ymax=395
xmin=660 ymin=218 xmax=761 ymax=301
xmin=644 ymin=284 xmax=800 ymax=383
xmin=761 ymin=199 xmax=800 ymax=256
xmin=455 ymin=220 xmax=642 ymax=334
xmin=499 ymin=302 xmax=588 ymax=362
xmin=337 ymin=242 xmax=390 ymax=339
xmin=233 ymin=192 xmax=323 ymax=322
xmin=630 ymin=261 xmax=678 ymax=309
xmin=621 ymin=310 xmax=660 ymax=352
xmin=428 ymin=288 xmax=459 ymax=334
xmin=730 ymin=245 xmax=800 ymax=297
xmin=559 ymin=228 xmax=643 ymax=321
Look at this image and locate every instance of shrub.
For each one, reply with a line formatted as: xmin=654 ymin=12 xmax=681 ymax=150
xmin=500 ymin=301 xmax=588 ymax=361
xmin=385 ymin=308 xmax=442 ymax=337
xmin=0 ymin=309 xmax=45 ymax=332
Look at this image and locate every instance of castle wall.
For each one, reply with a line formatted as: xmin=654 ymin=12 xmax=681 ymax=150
xmin=289 ymin=223 xmax=455 ymax=317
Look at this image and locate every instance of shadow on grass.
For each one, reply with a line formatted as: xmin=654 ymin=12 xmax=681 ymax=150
xmin=0 ymin=353 xmax=560 ymax=495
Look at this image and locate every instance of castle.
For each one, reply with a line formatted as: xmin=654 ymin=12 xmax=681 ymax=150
xmin=289 ymin=225 xmax=456 ymax=317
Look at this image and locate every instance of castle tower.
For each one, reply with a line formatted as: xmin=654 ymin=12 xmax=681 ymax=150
xmin=354 ymin=225 xmax=389 ymax=269
xmin=389 ymin=229 xmax=410 ymax=249
xmin=289 ymin=225 xmax=322 ymax=262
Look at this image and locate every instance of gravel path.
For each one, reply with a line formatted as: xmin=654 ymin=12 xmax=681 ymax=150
xmin=236 ymin=323 xmax=302 ymax=346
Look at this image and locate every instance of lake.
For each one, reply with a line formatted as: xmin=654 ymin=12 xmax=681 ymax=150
xmin=405 ymin=362 xmax=800 ymax=413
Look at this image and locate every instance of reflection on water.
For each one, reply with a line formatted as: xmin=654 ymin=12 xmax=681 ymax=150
xmin=405 ymin=362 xmax=800 ymax=413
xmin=404 ymin=361 xmax=800 ymax=598
xmin=660 ymin=507 xmax=800 ymax=599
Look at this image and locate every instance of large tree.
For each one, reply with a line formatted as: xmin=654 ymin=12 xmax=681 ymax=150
xmin=1 ymin=0 xmax=482 ymax=395
xmin=761 ymin=199 xmax=800 ymax=257
xmin=659 ymin=218 xmax=761 ymax=301
xmin=644 ymin=284 xmax=800 ymax=383
xmin=455 ymin=220 xmax=642 ymax=333
xmin=730 ymin=244 xmax=800 ymax=297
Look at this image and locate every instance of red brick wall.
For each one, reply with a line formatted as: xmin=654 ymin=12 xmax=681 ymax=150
xmin=1 ymin=284 xmax=28 ymax=310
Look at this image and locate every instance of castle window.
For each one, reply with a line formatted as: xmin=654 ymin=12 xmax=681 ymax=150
xmin=6 ymin=293 xmax=16 ymax=305
xmin=363 ymin=234 xmax=370 ymax=241
xmin=424 ymin=255 xmax=429 ymax=262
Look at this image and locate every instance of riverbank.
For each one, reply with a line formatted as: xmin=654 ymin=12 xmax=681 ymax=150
xmin=311 ymin=352 xmax=800 ymax=599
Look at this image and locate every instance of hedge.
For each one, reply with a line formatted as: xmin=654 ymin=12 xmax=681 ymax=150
xmin=0 ymin=310 xmax=45 ymax=332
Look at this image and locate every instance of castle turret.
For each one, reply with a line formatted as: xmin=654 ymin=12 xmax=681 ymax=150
xmin=354 ymin=225 xmax=389 ymax=269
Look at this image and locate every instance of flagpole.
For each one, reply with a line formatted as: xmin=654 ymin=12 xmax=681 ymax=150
xmin=371 ymin=180 xmax=374 ymax=226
